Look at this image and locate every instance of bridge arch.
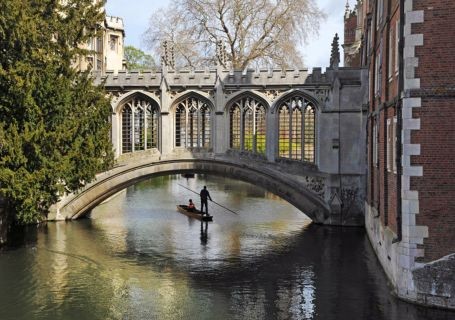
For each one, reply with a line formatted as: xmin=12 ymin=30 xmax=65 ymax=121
xmin=51 ymin=158 xmax=331 ymax=224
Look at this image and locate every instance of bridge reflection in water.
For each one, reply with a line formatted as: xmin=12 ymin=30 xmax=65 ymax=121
xmin=1 ymin=175 xmax=453 ymax=320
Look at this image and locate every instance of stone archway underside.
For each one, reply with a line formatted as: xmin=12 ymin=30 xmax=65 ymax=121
xmin=49 ymin=157 xmax=331 ymax=223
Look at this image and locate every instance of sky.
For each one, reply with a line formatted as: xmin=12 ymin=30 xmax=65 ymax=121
xmin=105 ymin=0 xmax=353 ymax=69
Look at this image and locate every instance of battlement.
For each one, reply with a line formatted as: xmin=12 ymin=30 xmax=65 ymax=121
xmin=105 ymin=15 xmax=124 ymax=31
xmin=92 ymin=67 xmax=359 ymax=88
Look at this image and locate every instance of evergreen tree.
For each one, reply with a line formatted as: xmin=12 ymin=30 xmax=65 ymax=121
xmin=0 ymin=0 xmax=114 ymax=224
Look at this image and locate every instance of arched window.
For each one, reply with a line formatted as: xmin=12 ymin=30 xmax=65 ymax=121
xmin=229 ymin=96 xmax=267 ymax=155
xmin=175 ymin=96 xmax=212 ymax=149
xmin=278 ymin=95 xmax=316 ymax=163
xmin=121 ymin=97 xmax=160 ymax=154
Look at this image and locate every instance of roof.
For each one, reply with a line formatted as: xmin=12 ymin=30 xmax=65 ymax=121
xmin=105 ymin=15 xmax=124 ymax=32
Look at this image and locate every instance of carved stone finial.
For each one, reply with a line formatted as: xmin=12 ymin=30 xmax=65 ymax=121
xmin=344 ymin=0 xmax=350 ymax=19
xmin=161 ymin=40 xmax=175 ymax=69
xmin=216 ymin=40 xmax=227 ymax=68
xmin=330 ymin=33 xmax=340 ymax=68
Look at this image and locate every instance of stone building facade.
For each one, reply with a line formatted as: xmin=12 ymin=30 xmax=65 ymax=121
xmin=74 ymin=15 xmax=125 ymax=73
xmin=344 ymin=0 xmax=455 ymax=309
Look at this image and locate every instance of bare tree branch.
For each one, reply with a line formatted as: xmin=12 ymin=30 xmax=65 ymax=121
xmin=143 ymin=0 xmax=325 ymax=69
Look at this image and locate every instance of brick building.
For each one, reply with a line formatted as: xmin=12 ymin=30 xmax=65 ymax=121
xmin=344 ymin=0 xmax=455 ymax=309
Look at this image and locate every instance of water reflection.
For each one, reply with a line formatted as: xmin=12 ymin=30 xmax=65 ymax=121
xmin=0 ymin=175 xmax=454 ymax=319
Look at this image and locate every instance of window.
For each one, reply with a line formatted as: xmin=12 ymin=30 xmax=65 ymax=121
xmin=375 ymin=40 xmax=383 ymax=96
xmin=134 ymin=105 xmax=145 ymax=151
xmin=96 ymin=36 xmax=103 ymax=53
xmin=373 ymin=120 xmax=378 ymax=167
xmin=278 ymin=96 xmax=316 ymax=163
xmin=122 ymin=106 xmax=132 ymax=153
xmin=304 ymin=106 xmax=315 ymax=162
xmin=229 ymin=96 xmax=267 ymax=155
xmin=387 ymin=118 xmax=391 ymax=171
xmin=121 ymin=97 xmax=160 ymax=154
xmin=392 ymin=117 xmax=397 ymax=173
xmin=388 ymin=26 xmax=393 ymax=81
xmin=387 ymin=117 xmax=397 ymax=173
xmin=109 ymin=35 xmax=118 ymax=52
xmin=230 ymin=106 xmax=241 ymax=149
xmin=175 ymin=105 xmax=185 ymax=147
xmin=146 ymin=104 xmax=159 ymax=149
xmin=175 ymin=97 xmax=211 ymax=149
xmin=376 ymin=0 xmax=384 ymax=29
xmin=395 ymin=20 xmax=400 ymax=74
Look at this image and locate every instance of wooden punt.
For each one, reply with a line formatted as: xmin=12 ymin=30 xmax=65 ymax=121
xmin=176 ymin=205 xmax=213 ymax=221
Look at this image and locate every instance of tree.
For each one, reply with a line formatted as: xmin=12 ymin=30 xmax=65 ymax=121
xmin=0 ymin=0 xmax=114 ymax=225
xmin=143 ymin=0 xmax=324 ymax=69
xmin=124 ymin=45 xmax=156 ymax=71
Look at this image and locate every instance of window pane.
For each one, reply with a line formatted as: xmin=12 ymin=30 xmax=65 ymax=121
xmin=244 ymin=108 xmax=254 ymax=152
xmin=304 ymin=105 xmax=315 ymax=162
xmin=121 ymin=105 xmax=132 ymax=154
xmin=291 ymin=106 xmax=302 ymax=160
xmin=279 ymin=105 xmax=290 ymax=158
xmin=230 ymin=106 xmax=241 ymax=149
xmin=201 ymin=105 xmax=211 ymax=149
xmin=188 ymin=103 xmax=198 ymax=148
xmin=134 ymin=106 xmax=145 ymax=151
xmin=255 ymin=104 xmax=266 ymax=154
xmin=175 ymin=105 xmax=185 ymax=147
xmin=146 ymin=105 xmax=158 ymax=149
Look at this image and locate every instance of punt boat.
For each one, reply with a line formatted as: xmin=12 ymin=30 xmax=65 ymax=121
xmin=176 ymin=205 xmax=213 ymax=221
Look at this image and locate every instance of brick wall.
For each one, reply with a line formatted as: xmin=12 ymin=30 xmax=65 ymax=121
xmin=411 ymin=0 xmax=455 ymax=262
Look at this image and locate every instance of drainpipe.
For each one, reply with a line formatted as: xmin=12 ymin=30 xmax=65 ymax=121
xmin=394 ymin=0 xmax=405 ymax=243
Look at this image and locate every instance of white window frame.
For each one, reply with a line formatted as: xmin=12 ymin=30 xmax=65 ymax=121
xmin=373 ymin=121 xmax=379 ymax=167
xmin=376 ymin=0 xmax=384 ymax=29
xmin=392 ymin=117 xmax=397 ymax=173
xmin=388 ymin=25 xmax=393 ymax=82
xmin=395 ymin=20 xmax=400 ymax=74
xmin=387 ymin=118 xmax=392 ymax=172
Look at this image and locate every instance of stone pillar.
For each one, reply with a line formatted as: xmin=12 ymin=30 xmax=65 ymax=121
xmin=159 ymin=69 xmax=173 ymax=157
xmin=111 ymin=112 xmax=120 ymax=158
xmin=160 ymin=112 xmax=173 ymax=156
xmin=266 ymin=111 xmax=277 ymax=162
xmin=214 ymin=71 xmax=227 ymax=154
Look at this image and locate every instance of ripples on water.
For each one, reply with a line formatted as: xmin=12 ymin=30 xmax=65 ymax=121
xmin=0 ymin=175 xmax=454 ymax=320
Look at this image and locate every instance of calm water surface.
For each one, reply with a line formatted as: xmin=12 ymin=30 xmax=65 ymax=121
xmin=0 ymin=175 xmax=454 ymax=320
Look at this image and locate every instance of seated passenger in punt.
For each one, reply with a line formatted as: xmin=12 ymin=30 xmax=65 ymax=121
xmin=188 ymin=199 xmax=196 ymax=212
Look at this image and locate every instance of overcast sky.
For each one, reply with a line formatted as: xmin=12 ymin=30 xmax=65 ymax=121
xmin=105 ymin=0 xmax=353 ymax=69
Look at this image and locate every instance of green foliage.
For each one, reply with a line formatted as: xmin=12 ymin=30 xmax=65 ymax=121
xmin=0 ymin=0 xmax=114 ymax=224
xmin=124 ymin=46 xmax=155 ymax=71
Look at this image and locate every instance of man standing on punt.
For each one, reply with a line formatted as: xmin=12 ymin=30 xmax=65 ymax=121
xmin=199 ymin=186 xmax=212 ymax=216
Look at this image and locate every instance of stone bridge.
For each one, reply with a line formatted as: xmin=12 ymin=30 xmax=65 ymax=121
xmin=49 ymin=64 xmax=368 ymax=225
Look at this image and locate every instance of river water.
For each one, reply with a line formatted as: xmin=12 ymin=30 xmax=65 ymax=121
xmin=0 ymin=175 xmax=453 ymax=320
